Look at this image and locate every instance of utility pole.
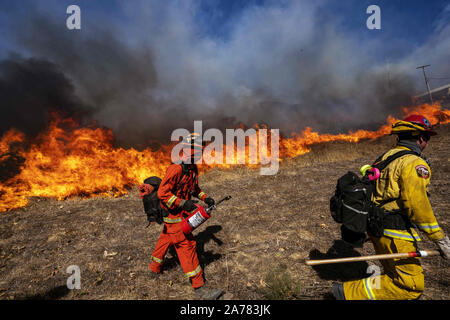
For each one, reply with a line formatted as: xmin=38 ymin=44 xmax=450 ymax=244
xmin=416 ymin=64 xmax=433 ymax=104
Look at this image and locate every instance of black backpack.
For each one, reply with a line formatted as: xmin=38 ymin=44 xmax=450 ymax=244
xmin=329 ymin=150 xmax=417 ymax=246
xmin=140 ymin=163 xmax=190 ymax=227
xmin=140 ymin=176 xmax=164 ymax=226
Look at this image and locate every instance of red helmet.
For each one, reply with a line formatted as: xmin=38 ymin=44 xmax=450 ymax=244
xmin=391 ymin=114 xmax=437 ymax=136
xmin=402 ymin=114 xmax=437 ymax=135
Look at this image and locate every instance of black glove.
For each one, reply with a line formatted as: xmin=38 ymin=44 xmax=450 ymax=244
xmin=204 ymin=197 xmax=215 ymax=207
xmin=181 ymin=199 xmax=198 ymax=212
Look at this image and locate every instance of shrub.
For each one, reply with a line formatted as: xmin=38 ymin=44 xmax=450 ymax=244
xmin=260 ymin=263 xmax=302 ymax=300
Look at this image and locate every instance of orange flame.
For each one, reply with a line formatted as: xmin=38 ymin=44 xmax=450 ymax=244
xmin=0 ymin=102 xmax=448 ymax=212
xmin=280 ymin=103 xmax=449 ymax=159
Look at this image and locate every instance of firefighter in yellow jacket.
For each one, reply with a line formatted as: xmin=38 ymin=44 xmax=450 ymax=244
xmin=332 ymin=114 xmax=450 ymax=300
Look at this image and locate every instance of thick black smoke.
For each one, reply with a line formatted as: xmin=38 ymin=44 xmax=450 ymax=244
xmin=3 ymin=1 xmax=445 ymax=147
xmin=0 ymin=57 xmax=88 ymax=138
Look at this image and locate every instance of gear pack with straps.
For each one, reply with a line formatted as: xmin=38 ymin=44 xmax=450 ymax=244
xmin=329 ymin=150 xmax=419 ymax=247
xmin=139 ymin=163 xmax=191 ymax=227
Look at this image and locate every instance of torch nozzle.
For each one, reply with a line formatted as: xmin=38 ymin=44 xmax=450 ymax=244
xmin=206 ymin=195 xmax=232 ymax=213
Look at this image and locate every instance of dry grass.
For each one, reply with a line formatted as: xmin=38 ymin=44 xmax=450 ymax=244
xmin=259 ymin=263 xmax=303 ymax=300
xmin=0 ymin=126 xmax=449 ymax=300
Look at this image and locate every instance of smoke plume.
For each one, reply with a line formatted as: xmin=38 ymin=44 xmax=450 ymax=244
xmin=0 ymin=0 xmax=447 ymax=147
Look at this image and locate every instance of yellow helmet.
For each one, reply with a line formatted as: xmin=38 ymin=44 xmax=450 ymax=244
xmin=391 ymin=114 xmax=437 ymax=136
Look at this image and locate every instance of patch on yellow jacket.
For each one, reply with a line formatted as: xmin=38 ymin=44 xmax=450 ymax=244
xmin=415 ymin=165 xmax=429 ymax=179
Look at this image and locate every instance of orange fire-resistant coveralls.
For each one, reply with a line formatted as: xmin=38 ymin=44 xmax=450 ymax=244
xmin=343 ymin=146 xmax=445 ymax=300
xmin=149 ymin=163 xmax=209 ymax=288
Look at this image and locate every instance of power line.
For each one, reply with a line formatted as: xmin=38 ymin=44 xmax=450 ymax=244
xmin=416 ymin=65 xmax=433 ymax=104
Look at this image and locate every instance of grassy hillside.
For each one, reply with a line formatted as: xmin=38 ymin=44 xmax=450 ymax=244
xmin=0 ymin=125 xmax=449 ymax=300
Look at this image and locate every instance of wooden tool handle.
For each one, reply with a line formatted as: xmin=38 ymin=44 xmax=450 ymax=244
xmin=306 ymin=250 xmax=441 ymax=266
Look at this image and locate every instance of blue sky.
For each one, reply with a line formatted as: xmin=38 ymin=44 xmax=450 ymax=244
xmin=198 ymin=0 xmax=449 ymax=45
xmin=1 ymin=0 xmax=448 ymax=54
xmin=1 ymin=0 xmax=448 ymax=90
xmin=0 ymin=0 xmax=448 ymax=140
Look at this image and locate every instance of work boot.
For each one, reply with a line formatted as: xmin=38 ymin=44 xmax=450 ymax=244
xmin=332 ymin=282 xmax=345 ymax=300
xmin=148 ymin=268 xmax=160 ymax=280
xmin=194 ymin=285 xmax=223 ymax=300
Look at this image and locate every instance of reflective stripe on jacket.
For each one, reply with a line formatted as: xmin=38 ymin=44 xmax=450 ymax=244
xmin=372 ymin=146 xmax=444 ymax=242
xmin=157 ymin=163 xmax=208 ymax=218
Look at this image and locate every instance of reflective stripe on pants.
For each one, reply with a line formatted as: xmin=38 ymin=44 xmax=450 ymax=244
xmin=149 ymin=223 xmax=204 ymax=288
xmin=343 ymin=235 xmax=424 ymax=300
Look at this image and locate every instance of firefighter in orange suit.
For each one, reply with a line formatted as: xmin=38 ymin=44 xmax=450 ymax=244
xmin=149 ymin=133 xmax=222 ymax=300
xmin=332 ymin=114 xmax=450 ymax=300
